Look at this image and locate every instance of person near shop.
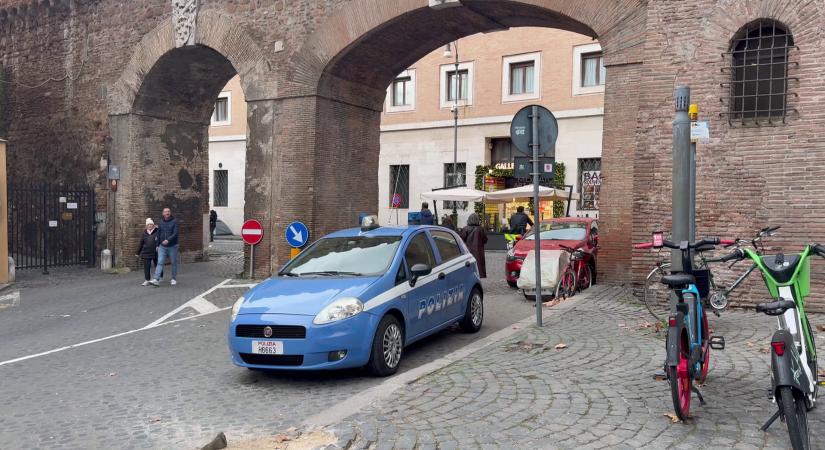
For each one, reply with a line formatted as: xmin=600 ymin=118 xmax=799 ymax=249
xmin=420 ymin=202 xmax=435 ymax=225
xmin=150 ymin=207 xmax=180 ymax=286
xmin=440 ymin=214 xmax=456 ymax=231
xmin=508 ymin=206 xmax=534 ymax=235
xmin=460 ymin=213 xmax=488 ymax=278
xmin=135 ymin=218 xmax=161 ymax=286
xmin=209 ymin=210 xmax=218 ymax=242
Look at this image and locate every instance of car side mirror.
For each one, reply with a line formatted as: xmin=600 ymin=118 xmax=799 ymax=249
xmin=409 ymin=263 xmax=432 ymax=287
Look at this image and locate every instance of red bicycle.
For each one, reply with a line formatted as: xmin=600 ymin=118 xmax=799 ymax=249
xmin=555 ymin=244 xmax=595 ymax=298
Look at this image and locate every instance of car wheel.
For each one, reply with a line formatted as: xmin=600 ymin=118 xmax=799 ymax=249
xmin=460 ymin=288 xmax=483 ymax=333
xmin=507 ymin=280 xmax=518 ymax=288
xmin=367 ymin=314 xmax=404 ymax=377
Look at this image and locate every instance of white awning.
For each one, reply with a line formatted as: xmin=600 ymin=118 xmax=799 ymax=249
xmin=485 ymin=184 xmax=580 ymax=203
xmin=420 ymin=186 xmax=487 ymax=202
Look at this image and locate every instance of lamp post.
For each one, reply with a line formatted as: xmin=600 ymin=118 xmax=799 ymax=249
xmin=444 ymin=41 xmax=460 ymax=218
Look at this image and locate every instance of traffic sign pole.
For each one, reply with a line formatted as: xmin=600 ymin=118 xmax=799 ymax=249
xmin=531 ymin=105 xmax=543 ymax=328
xmin=249 ymin=244 xmax=255 ymax=279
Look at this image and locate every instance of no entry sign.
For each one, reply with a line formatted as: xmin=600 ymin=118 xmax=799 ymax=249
xmin=241 ymin=219 xmax=263 ymax=245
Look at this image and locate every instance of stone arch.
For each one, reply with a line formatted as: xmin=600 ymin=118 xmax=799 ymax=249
xmin=106 ymin=10 xmax=276 ymax=273
xmin=109 ymin=9 xmax=273 ymax=116
xmin=281 ymin=0 xmax=647 ymax=283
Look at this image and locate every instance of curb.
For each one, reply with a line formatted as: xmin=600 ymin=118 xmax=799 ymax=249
xmin=302 ymin=285 xmax=608 ymax=430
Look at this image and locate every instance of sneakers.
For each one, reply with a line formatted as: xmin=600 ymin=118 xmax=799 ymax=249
xmin=171 ymin=279 xmax=177 ymax=286
xmin=149 ymin=279 xmax=159 ymax=286
xmin=141 ymin=281 xmax=150 ymax=286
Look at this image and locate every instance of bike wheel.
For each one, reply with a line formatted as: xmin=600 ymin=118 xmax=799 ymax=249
xmin=779 ymin=386 xmax=809 ymax=450
xmin=555 ymin=267 xmax=577 ymax=299
xmin=579 ymin=264 xmax=593 ymax=292
xmin=668 ymin=325 xmax=692 ymax=421
xmin=644 ymin=263 xmax=672 ymax=321
xmin=697 ymin=309 xmax=710 ymax=384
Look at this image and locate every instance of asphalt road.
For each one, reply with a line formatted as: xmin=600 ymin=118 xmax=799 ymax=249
xmin=0 ymin=248 xmax=534 ymax=449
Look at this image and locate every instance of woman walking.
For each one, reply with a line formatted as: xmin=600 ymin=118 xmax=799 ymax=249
xmin=136 ymin=218 xmax=161 ymax=286
xmin=459 ymin=213 xmax=488 ymax=278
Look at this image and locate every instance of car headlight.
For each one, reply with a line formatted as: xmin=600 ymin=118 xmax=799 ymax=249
xmin=231 ymin=296 xmax=245 ymax=322
xmin=313 ymin=297 xmax=364 ymax=325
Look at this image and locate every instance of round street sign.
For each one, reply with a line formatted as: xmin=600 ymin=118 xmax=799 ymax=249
xmin=285 ymin=221 xmax=309 ymax=248
xmin=510 ymin=105 xmax=558 ymax=157
xmin=241 ymin=219 xmax=264 ymax=245
xmin=391 ymin=193 xmax=402 ymax=208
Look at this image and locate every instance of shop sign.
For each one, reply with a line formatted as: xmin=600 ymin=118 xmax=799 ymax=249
xmin=494 ymin=162 xmax=514 ymax=170
xmin=582 ymin=171 xmax=601 ymax=186
xmin=483 ymin=176 xmax=505 ymax=192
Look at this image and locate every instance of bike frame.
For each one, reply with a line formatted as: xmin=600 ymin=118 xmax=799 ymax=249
xmin=666 ymin=284 xmax=705 ymax=376
xmin=744 ymin=246 xmax=817 ymax=404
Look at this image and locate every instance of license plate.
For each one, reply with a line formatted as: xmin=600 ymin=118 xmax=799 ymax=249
xmin=252 ymin=340 xmax=284 ymax=355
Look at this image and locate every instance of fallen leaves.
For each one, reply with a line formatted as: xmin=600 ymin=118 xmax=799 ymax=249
xmin=746 ymin=341 xmax=754 ymax=348
xmin=760 ymin=347 xmax=771 ymax=354
xmin=108 ymin=372 xmax=117 ymax=377
xmin=554 ymin=343 xmax=568 ymax=350
xmin=148 ymin=416 xmax=162 ymax=423
xmin=664 ymin=412 xmax=681 ymax=423
xmin=816 ymin=324 xmax=825 ymax=332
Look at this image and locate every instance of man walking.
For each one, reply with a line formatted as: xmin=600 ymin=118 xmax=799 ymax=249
xmin=209 ymin=209 xmax=217 ymax=242
xmin=420 ymin=202 xmax=435 ymax=225
xmin=508 ymin=206 xmax=534 ymax=235
xmin=150 ymin=207 xmax=180 ymax=286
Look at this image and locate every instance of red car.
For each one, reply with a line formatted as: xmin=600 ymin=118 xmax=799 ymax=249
xmin=505 ymin=217 xmax=599 ymax=288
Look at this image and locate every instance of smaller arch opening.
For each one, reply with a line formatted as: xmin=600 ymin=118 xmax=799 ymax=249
xmin=725 ymin=19 xmax=796 ymax=124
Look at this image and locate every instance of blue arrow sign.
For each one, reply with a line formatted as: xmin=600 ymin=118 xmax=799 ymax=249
xmin=285 ymin=221 xmax=309 ymax=248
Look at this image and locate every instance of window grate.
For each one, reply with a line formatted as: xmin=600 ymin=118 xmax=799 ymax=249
xmin=443 ymin=163 xmax=467 ymax=210
xmin=578 ymin=158 xmax=601 ymax=211
xmin=389 ymin=165 xmax=410 ymax=209
xmin=213 ymin=170 xmax=228 ymax=207
xmin=720 ymin=19 xmax=797 ymax=126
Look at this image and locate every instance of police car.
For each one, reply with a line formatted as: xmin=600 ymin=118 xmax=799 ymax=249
xmin=227 ymin=216 xmax=484 ymax=376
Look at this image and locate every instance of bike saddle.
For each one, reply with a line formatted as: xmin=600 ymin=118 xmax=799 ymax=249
xmin=660 ymin=273 xmax=695 ymax=288
xmin=755 ymin=300 xmax=796 ymax=316
xmin=760 ymin=253 xmax=800 ymax=284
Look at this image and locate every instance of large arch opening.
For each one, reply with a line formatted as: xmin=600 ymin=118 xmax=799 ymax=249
xmin=109 ymin=44 xmax=244 ymax=272
xmin=303 ymin=0 xmax=644 ymax=283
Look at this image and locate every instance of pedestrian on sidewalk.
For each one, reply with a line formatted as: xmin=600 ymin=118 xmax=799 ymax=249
xmin=135 ymin=218 xmax=161 ymax=286
xmin=459 ymin=213 xmax=488 ymax=278
xmin=209 ymin=209 xmax=217 ymax=242
xmin=440 ymin=214 xmax=456 ymax=231
xmin=150 ymin=207 xmax=180 ymax=286
xmin=508 ymin=206 xmax=533 ymax=235
xmin=420 ymin=202 xmax=435 ymax=225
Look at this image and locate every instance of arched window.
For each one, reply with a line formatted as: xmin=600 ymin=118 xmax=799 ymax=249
xmin=726 ymin=20 xmax=795 ymax=124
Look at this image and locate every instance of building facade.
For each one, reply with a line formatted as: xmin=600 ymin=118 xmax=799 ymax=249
xmin=378 ymin=27 xmax=604 ymax=228
xmin=207 ymin=76 xmax=247 ymax=235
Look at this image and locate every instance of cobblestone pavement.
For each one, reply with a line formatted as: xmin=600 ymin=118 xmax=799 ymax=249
xmin=0 ymin=251 xmax=537 ymax=449
xmin=321 ymin=286 xmax=825 ymax=450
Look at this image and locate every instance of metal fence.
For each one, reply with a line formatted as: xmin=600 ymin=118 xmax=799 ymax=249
xmin=8 ymin=184 xmax=96 ymax=271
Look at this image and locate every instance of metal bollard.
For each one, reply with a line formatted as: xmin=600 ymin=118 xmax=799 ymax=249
xmin=101 ymin=249 xmax=112 ymax=271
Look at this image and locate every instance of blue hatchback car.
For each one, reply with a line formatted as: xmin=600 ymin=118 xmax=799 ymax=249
xmin=227 ymin=218 xmax=484 ymax=376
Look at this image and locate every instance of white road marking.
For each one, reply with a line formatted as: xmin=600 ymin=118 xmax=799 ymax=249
xmin=218 ymin=283 xmax=258 ymax=289
xmin=144 ymin=279 xmax=231 ymax=328
xmin=0 ymin=290 xmax=21 ymax=308
xmin=0 ymin=279 xmax=238 ymax=368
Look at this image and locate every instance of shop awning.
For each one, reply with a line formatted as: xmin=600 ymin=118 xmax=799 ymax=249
xmin=420 ymin=186 xmax=487 ymax=202
xmin=485 ymin=184 xmax=580 ymax=203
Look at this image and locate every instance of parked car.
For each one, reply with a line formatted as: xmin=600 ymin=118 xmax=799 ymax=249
xmin=504 ymin=217 xmax=599 ymax=288
xmin=227 ymin=217 xmax=484 ymax=376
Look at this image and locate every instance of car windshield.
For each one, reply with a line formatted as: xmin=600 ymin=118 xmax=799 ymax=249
xmin=524 ymin=222 xmax=587 ymax=241
xmin=281 ymin=236 xmax=402 ymax=276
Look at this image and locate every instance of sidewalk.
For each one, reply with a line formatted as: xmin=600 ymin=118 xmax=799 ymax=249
xmin=300 ymin=285 xmax=825 ymax=450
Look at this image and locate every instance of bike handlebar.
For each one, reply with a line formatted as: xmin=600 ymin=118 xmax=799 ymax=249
xmin=660 ymin=237 xmax=720 ymax=250
xmin=705 ymin=247 xmax=745 ymax=263
xmin=633 ymin=242 xmax=654 ymax=249
xmin=812 ymin=244 xmax=825 ymax=258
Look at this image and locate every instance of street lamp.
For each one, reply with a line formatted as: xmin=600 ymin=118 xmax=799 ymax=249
xmin=444 ymin=41 xmax=460 ymax=218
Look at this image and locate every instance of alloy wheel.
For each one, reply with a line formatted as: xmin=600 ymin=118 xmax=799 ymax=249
xmin=382 ymin=324 xmax=403 ymax=368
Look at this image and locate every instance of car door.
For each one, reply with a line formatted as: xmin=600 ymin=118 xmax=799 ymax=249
xmin=403 ymin=231 xmax=440 ymax=339
xmin=429 ymin=229 xmax=470 ymax=322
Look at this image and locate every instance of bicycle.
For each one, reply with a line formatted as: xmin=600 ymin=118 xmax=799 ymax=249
xmin=654 ymin=236 xmax=727 ymax=421
xmin=638 ymin=226 xmax=779 ymax=321
xmin=554 ymin=244 xmax=594 ymax=299
xmin=714 ymin=241 xmax=822 ymax=449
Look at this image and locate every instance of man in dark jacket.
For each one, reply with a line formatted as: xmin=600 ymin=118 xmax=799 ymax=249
xmin=209 ymin=210 xmax=217 ymax=242
xmin=150 ymin=207 xmax=180 ymax=286
xmin=508 ymin=206 xmax=534 ymax=235
xmin=136 ymin=218 xmax=161 ymax=286
xmin=420 ymin=202 xmax=435 ymax=225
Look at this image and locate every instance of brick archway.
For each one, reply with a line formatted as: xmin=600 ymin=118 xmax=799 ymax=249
xmin=282 ymin=0 xmax=647 ymax=283
xmin=106 ymin=11 xmax=275 ymax=273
